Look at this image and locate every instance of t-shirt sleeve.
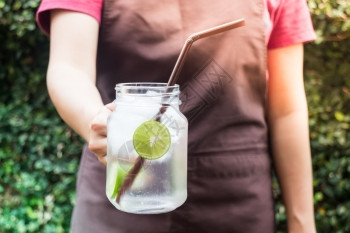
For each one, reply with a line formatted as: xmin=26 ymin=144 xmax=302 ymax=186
xmin=267 ymin=0 xmax=317 ymax=49
xmin=36 ymin=0 xmax=103 ymax=36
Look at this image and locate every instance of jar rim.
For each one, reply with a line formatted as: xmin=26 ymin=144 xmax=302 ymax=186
xmin=115 ymin=82 xmax=179 ymax=90
xmin=115 ymin=82 xmax=180 ymax=96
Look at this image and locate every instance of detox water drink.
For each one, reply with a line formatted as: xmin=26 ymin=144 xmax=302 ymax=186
xmin=106 ymin=83 xmax=188 ymax=214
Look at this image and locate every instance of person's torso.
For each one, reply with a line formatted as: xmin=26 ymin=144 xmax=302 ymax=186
xmin=71 ymin=1 xmax=275 ymax=232
xmin=97 ymin=0 xmax=268 ymax=156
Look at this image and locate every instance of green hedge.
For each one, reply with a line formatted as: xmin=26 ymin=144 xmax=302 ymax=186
xmin=0 ymin=0 xmax=349 ymax=232
xmin=0 ymin=1 xmax=82 ymax=232
xmin=305 ymin=1 xmax=350 ymax=232
xmin=274 ymin=1 xmax=350 ymax=232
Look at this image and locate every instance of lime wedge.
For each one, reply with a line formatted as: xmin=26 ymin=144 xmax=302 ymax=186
xmin=133 ymin=120 xmax=171 ymax=160
xmin=107 ymin=162 xmax=127 ymax=199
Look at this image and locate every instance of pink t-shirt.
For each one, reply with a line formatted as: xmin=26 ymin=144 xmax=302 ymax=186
xmin=36 ymin=0 xmax=316 ymax=49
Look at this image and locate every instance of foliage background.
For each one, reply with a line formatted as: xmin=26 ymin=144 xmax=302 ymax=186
xmin=0 ymin=0 xmax=349 ymax=232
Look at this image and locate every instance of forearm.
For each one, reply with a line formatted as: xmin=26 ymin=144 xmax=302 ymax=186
xmin=269 ymin=109 xmax=316 ymax=232
xmin=47 ymin=62 xmax=103 ymax=141
xmin=268 ymin=44 xmax=316 ymax=232
xmin=47 ymin=10 xmax=102 ymax=141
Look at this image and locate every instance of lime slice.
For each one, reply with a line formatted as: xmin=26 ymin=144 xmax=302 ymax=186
xmin=133 ymin=120 xmax=171 ymax=160
xmin=107 ymin=162 xmax=127 ymax=199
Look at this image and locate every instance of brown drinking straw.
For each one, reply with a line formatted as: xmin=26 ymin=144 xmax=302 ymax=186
xmin=116 ymin=18 xmax=246 ymax=204
xmin=167 ymin=18 xmax=245 ymax=86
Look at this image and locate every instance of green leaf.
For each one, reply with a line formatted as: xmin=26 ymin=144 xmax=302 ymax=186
xmin=335 ymin=111 xmax=345 ymax=122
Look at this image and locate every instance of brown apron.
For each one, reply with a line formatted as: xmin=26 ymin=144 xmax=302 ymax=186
xmin=70 ymin=0 xmax=275 ymax=232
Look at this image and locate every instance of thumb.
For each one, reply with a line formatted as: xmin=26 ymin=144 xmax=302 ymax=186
xmin=105 ymin=101 xmax=116 ymax=112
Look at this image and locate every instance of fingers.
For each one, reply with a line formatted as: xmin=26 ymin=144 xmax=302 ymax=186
xmin=88 ymin=102 xmax=115 ymax=166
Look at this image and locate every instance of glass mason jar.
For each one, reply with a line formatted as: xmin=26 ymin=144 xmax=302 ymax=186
xmin=106 ymin=83 xmax=188 ymax=214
